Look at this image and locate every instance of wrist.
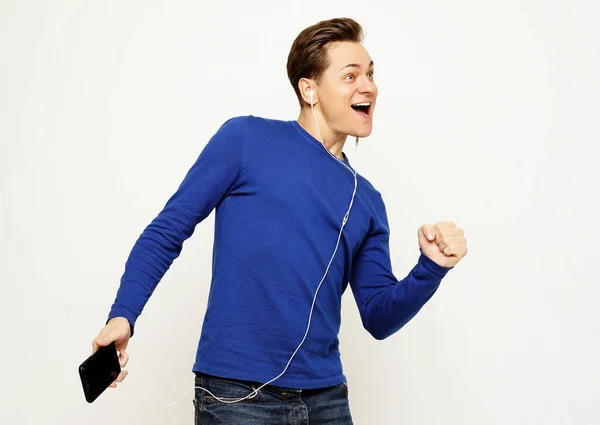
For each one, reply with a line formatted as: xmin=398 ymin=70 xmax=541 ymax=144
xmin=108 ymin=316 xmax=133 ymax=338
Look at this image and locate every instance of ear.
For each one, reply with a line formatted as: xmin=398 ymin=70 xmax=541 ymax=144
xmin=298 ymin=78 xmax=317 ymax=106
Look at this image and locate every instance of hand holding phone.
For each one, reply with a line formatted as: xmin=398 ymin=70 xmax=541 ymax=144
xmin=79 ymin=341 xmax=121 ymax=403
xmin=80 ymin=317 xmax=131 ymax=402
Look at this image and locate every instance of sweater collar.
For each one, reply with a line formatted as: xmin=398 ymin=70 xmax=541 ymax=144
xmin=291 ymin=120 xmax=352 ymax=166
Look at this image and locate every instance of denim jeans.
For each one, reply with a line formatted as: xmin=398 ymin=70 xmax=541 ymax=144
xmin=193 ymin=372 xmax=354 ymax=424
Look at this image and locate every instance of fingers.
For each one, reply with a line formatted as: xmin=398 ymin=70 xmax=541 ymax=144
xmin=109 ymin=369 xmax=128 ymax=389
xmin=433 ymin=222 xmax=464 ymax=251
xmin=418 ymin=224 xmax=435 ymax=241
xmin=444 ymin=241 xmax=468 ymax=259
xmin=117 ymin=350 xmax=129 ymax=368
xmin=115 ymin=370 xmax=129 ymax=384
xmin=420 ymin=222 xmax=462 ymax=242
xmin=419 ymin=220 xmax=468 ymax=265
xmin=435 ymin=232 xmax=464 ymax=251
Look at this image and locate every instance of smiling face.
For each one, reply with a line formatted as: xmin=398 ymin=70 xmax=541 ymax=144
xmin=313 ymin=41 xmax=378 ymax=138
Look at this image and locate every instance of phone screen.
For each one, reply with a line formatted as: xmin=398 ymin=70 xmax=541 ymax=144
xmin=79 ymin=341 xmax=121 ymax=403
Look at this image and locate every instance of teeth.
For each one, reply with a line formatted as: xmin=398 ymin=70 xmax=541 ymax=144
xmin=352 ymin=102 xmax=371 ymax=107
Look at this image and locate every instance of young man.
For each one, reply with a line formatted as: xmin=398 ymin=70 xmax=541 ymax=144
xmin=92 ymin=17 xmax=467 ymax=424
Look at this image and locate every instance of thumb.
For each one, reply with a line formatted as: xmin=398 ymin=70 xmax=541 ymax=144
xmin=92 ymin=329 xmax=119 ymax=353
xmin=418 ymin=224 xmax=436 ymax=242
xmin=92 ymin=335 xmax=110 ymax=352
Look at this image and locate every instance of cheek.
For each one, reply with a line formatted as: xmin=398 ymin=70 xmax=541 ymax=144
xmin=323 ymin=93 xmax=352 ymax=116
xmin=337 ymin=89 xmax=355 ymax=113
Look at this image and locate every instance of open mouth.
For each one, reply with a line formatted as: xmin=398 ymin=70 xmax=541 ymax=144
xmin=351 ymin=102 xmax=371 ymax=117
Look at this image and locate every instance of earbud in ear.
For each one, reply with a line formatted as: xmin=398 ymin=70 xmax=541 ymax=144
xmin=309 ymin=89 xmax=314 ymax=106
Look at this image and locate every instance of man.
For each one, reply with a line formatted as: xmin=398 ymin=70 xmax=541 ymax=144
xmin=92 ymin=17 xmax=467 ymax=424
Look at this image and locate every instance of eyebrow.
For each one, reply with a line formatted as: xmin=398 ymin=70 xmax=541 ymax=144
xmin=340 ymin=60 xmax=374 ymax=71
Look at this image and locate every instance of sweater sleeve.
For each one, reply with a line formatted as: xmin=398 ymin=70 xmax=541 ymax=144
xmin=107 ymin=116 xmax=249 ymax=335
xmin=349 ymin=194 xmax=452 ymax=340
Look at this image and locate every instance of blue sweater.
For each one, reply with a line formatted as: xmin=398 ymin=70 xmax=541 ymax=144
xmin=108 ymin=115 xmax=451 ymax=389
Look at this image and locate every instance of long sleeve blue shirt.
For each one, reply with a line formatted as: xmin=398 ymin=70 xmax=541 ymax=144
xmin=108 ymin=115 xmax=451 ymax=389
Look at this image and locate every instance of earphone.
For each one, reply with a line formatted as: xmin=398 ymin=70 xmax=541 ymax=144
xmin=131 ymin=86 xmax=359 ymax=407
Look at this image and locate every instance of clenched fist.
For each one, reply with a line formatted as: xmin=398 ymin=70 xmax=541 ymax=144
xmin=418 ymin=221 xmax=467 ymax=268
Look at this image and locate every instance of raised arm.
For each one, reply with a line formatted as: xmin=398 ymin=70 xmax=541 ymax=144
xmin=349 ymin=196 xmax=460 ymax=340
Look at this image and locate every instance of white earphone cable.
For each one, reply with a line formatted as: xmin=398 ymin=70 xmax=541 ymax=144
xmin=132 ymin=97 xmax=357 ymax=405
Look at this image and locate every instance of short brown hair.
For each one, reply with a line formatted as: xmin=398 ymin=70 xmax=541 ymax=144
xmin=287 ymin=18 xmax=364 ymax=107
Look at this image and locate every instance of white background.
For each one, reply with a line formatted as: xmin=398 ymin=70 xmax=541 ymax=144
xmin=1 ymin=1 xmax=599 ymax=424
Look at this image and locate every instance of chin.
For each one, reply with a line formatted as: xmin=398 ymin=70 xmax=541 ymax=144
xmin=354 ymin=125 xmax=373 ymax=138
xmin=338 ymin=118 xmax=373 ymax=139
xmin=347 ymin=117 xmax=374 ymax=138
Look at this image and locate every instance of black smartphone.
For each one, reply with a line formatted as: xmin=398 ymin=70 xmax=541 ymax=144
xmin=79 ymin=341 xmax=121 ymax=403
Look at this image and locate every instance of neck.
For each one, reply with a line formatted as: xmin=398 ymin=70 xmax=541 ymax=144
xmin=297 ymin=107 xmax=347 ymax=161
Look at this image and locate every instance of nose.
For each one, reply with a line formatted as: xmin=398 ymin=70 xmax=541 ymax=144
xmin=358 ymin=76 xmax=377 ymax=95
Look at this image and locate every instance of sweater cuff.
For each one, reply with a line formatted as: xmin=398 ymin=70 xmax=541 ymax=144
xmin=106 ymin=308 xmax=136 ymax=338
xmin=418 ymin=250 xmax=453 ymax=277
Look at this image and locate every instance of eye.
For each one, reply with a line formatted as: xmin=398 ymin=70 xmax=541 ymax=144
xmin=344 ymin=74 xmax=355 ymax=80
xmin=367 ymin=71 xmax=375 ymax=78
